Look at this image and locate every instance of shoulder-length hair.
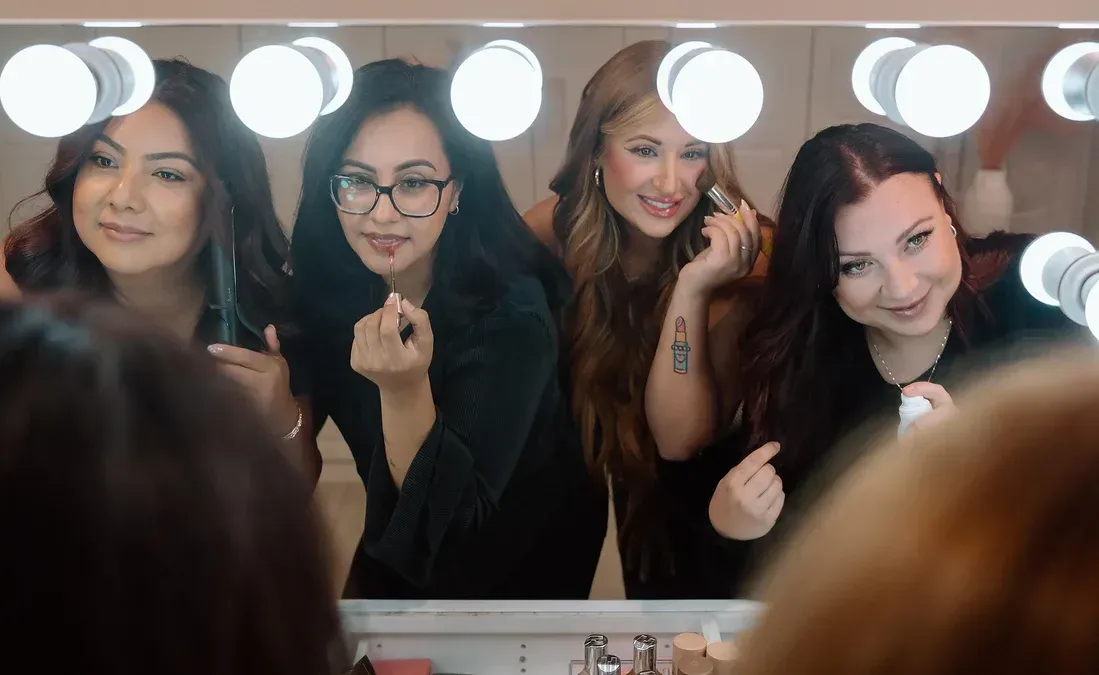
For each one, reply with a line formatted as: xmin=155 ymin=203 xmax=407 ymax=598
xmin=290 ymin=58 xmax=567 ymax=331
xmin=3 ymin=58 xmax=291 ymax=341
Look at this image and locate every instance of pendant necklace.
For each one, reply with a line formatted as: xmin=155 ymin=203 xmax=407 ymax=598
xmin=870 ymin=316 xmax=954 ymax=396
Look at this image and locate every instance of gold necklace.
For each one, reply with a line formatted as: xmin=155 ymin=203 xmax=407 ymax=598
xmin=870 ymin=317 xmax=954 ymax=391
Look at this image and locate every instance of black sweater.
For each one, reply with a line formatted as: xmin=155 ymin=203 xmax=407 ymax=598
xmin=289 ymin=275 xmax=606 ymax=599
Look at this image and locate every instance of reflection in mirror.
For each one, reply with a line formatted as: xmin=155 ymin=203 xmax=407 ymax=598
xmin=1 ymin=23 xmax=1098 ymax=608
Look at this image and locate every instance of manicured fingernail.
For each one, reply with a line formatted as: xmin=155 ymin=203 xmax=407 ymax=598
xmin=207 ymin=345 xmax=222 ymax=354
xmin=385 ymin=294 xmax=396 ymax=306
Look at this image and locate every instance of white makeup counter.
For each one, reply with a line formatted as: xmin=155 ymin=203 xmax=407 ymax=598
xmin=339 ymin=599 xmax=763 ymax=675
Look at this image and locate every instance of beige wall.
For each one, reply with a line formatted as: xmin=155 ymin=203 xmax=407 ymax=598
xmin=2 ymin=0 xmax=1099 ymax=25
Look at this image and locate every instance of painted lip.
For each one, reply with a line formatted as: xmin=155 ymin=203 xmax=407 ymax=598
xmin=99 ymin=221 xmax=151 ymax=241
xmin=637 ymin=194 xmax=683 ymax=218
xmin=884 ymin=292 xmax=930 ymax=317
xmin=365 ymin=233 xmax=409 ymax=253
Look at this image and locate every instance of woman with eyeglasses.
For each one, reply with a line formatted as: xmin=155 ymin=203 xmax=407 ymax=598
xmin=288 ymin=59 xmax=607 ymax=599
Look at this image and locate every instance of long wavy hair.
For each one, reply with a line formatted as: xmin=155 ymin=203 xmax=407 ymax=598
xmin=3 ymin=59 xmax=290 ymax=344
xmin=291 ymin=58 xmax=567 ymax=333
xmin=550 ymin=40 xmax=772 ymax=554
xmin=742 ymin=123 xmax=1014 ymax=481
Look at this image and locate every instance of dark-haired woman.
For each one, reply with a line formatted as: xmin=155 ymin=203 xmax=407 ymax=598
xmin=289 ymin=58 xmax=606 ymax=599
xmin=0 ymin=59 xmax=316 ymax=477
xmin=706 ymin=123 xmax=1085 ymax=587
xmin=0 ymin=295 xmax=344 ymax=675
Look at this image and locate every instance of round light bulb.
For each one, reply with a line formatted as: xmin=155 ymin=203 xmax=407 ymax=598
xmin=451 ymin=45 xmax=542 ymax=141
xmin=893 ymin=45 xmax=989 ymax=138
xmin=1041 ymin=41 xmax=1099 ymax=122
xmin=1019 ymin=231 xmax=1096 ymax=306
xmin=484 ymin=39 xmax=543 ymax=89
xmin=852 ymin=37 xmax=916 ymax=115
xmin=656 ymin=41 xmax=712 ymax=111
xmin=88 ymin=36 xmax=155 ymax=116
xmin=291 ymin=37 xmax=353 ymax=116
xmin=1084 ymin=282 xmax=1099 ymax=340
xmin=230 ymin=44 xmax=324 ymax=139
xmin=0 ymin=44 xmax=98 ymax=138
xmin=670 ymin=49 xmax=763 ymax=143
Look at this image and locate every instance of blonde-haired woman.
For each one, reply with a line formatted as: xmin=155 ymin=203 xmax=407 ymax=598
xmin=735 ymin=348 xmax=1099 ymax=675
xmin=525 ymin=39 xmax=773 ymax=598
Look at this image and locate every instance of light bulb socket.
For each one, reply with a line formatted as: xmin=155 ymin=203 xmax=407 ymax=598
xmin=1053 ymin=247 xmax=1099 ymax=325
xmin=870 ymin=43 xmax=929 ymax=125
xmin=1062 ymin=50 xmax=1099 ymax=118
xmin=62 ymin=42 xmax=134 ymax=125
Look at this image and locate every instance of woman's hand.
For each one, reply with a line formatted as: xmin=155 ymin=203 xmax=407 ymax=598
xmin=351 ymin=295 xmax=434 ymax=395
xmin=709 ymin=441 xmax=785 ymax=540
xmin=902 ymin=382 xmax=958 ymax=436
xmin=208 ymin=325 xmax=300 ymax=436
xmin=679 ymin=198 xmax=762 ymax=297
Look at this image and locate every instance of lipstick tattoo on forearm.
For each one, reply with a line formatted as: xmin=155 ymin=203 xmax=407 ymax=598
xmin=671 ymin=316 xmax=691 ymax=374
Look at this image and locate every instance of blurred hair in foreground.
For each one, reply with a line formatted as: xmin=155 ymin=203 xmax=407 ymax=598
xmin=0 ymin=293 xmax=345 ymax=675
xmin=736 ymin=345 xmax=1099 ymax=675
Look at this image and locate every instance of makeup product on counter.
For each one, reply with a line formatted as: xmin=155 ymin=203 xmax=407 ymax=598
xmin=626 ymin=634 xmax=658 ymax=675
xmin=676 ymin=656 xmax=713 ymax=675
xmin=705 ymin=642 xmax=738 ymax=675
xmin=898 ymin=393 xmax=933 ymax=438
xmin=388 ymin=250 xmax=404 ymax=325
xmin=581 ymin=634 xmax=610 ymax=675
xmin=597 ymin=655 xmax=622 ymax=675
xmin=672 ymin=633 xmax=707 ymax=666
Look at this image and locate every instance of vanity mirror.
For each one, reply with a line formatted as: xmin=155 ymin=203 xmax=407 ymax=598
xmin=1 ymin=19 xmax=1096 ymax=613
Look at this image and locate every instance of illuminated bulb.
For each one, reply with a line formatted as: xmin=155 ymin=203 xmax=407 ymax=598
xmin=852 ymin=37 xmax=915 ymax=115
xmin=857 ymin=41 xmax=990 ymax=137
xmin=1019 ymin=230 xmax=1099 ymax=333
xmin=669 ymin=47 xmax=763 ymax=143
xmin=1041 ymin=41 xmax=1099 ymax=122
xmin=656 ymin=41 xmax=711 ymax=110
xmin=88 ymin=37 xmax=155 ymax=116
xmin=0 ymin=37 xmax=154 ymax=138
xmin=451 ymin=41 xmax=542 ymax=141
xmin=230 ymin=37 xmax=353 ymax=139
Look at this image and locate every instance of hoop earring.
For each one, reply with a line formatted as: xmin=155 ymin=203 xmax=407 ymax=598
xmin=594 ymin=166 xmax=602 ymax=187
xmin=951 ymin=225 xmax=957 ymax=237
xmin=450 ymin=203 xmax=459 ymax=215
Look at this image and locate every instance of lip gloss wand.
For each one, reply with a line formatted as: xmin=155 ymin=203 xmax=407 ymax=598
xmin=388 ymin=250 xmax=404 ymax=327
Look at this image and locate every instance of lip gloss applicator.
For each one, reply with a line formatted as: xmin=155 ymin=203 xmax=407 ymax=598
xmin=388 ymin=250 xmax=404 ymax=326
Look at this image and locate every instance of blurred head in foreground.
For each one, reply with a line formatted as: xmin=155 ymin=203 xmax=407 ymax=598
xmin=0 ymin=294 xmax=344 ymax=675
xmin=735 ymin=348 xmax=1099 ymax=675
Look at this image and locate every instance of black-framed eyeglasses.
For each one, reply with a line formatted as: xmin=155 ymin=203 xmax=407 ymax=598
xmin=330 ymin=174 xmax=455 ymax=218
